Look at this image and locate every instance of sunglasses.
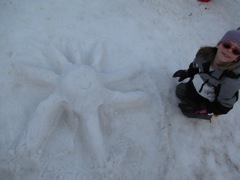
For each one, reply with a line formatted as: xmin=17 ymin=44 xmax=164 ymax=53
xmin=222 ymin=42 xmax=240 ymax=56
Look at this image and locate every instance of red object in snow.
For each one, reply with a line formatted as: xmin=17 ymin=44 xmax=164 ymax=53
xmin=198 ymin=0 xmax=211 ymax=2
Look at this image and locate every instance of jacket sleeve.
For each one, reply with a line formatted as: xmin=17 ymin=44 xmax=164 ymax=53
xmin=207 ymin=78 xmax=240 ymax=115
xmin=187 ymin=62 xmax=199 ymax=77
xmin=207 ymin=101 xmax=233 ymax=115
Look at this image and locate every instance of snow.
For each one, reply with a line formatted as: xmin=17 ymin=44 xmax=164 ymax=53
xmin=0 ymin=0 xmax=240 ymax=179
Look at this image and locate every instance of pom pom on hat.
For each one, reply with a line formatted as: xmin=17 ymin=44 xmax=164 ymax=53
xmin=218 ymin=30 xmax=240 ymax=45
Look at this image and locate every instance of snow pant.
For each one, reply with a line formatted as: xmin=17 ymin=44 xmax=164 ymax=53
xmin=176 ymin=81 xmax=213 ymax=120
xmin=176 ymin=81 xmax=209 ymax=105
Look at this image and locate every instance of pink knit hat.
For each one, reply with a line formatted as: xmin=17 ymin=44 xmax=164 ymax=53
xmin=218 ymin=30 xmax=240 ymax=45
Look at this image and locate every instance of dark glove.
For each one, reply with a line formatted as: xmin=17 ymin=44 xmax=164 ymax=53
xmin=173 ymin=70 xmax=189 ymax=82
xmin=178 ymin=103 xmax=212 ymax=120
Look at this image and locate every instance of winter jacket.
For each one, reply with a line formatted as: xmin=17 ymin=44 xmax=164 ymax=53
xmin=187 ymin=54 xmax=240 ymax=115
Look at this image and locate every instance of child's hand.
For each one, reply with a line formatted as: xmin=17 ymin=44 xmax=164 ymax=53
xmin=173 ymin=70 xmax=189 ymax=82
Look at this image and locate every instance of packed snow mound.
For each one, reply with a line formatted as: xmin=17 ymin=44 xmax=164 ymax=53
xmin=1 ymin=40 xmax=169 ymax=179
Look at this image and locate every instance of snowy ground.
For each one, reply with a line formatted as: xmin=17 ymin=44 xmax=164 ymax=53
xmin=0 ymin=0 xmax=240 ymax=179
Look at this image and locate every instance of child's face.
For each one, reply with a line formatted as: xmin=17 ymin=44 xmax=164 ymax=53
xmin=216 ymin=41 xmax=240 ymax=63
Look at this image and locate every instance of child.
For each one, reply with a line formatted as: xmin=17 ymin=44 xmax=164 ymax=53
xmin=173 ymin=29 xmax=240 ymax=120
